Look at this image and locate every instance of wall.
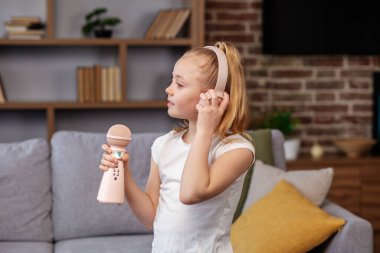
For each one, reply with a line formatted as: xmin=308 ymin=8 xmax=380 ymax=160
xmin=205 ymin=0 xmax=380 ymax=155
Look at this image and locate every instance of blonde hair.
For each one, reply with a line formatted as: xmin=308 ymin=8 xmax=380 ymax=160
xmin=174 ymin=41 xmax=251 ymax=141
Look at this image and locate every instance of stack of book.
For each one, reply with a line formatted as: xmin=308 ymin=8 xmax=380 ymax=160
xmin=145 ymin=8 xmax=191 ymax=39
xmin=76 ymin=65 xmax=121 ymax=103
xmin=4 ymin=16 xmax=45 ymax=40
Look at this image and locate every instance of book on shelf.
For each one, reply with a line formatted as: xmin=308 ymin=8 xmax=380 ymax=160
xmin=0 ymin=72 xmax=6 ymax=104
xmin=164 ymin=9 xmax=191 ymax=39
xmin=7 ymin=34 xmax=42 ymax=40
xmin=144 ymin=10 xmax=166 ymax=39
xmin=4 ymin=16 xmax=45 ymax=40
xmin=4 ymin=23 xmax=28 ymax=32
xmin=154 ymin=9 xmax=177 ymax=39
xmin=76 ymin=67 xmax=84 ymax=103
xmin=10 ymin=16 xmax=41 ymax=24
xmin=7 ymin=30 xmax=45 ymax=40
xmin=145 ymin=8 xmax=191 ymax=39
xmin=76 ymin=65 xmax=121 ymax=103
xmin=95 ymin=64 xmax=102 ymax=102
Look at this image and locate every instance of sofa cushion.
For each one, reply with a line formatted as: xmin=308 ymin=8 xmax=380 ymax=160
xmin=0 ymin=242 xmax=53 ymax=253
xmin=0 ymin=138 xmax=53 ymax=241
xmin=55 ymin=234 xmax=153 ymax=253
xmin=247 ymin=129 xmax=275 ymax=165
xmin=243 ymin=160 xmax=334 ymax=211
xmin=51 ymin=131 xmax=162 ymax=241
xmin=231 ymin=180 xmax=346 ymax=253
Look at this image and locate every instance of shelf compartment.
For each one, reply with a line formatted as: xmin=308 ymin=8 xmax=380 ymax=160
xmin=55 ymin=108 xmax=176 ymax=135
xmin=126 ymin=46 xmax=185 ymax=101
xmin=0 ymin=46 xmax=118 ymax=102
xmin=54 ymin=0 xmax=191 ymax=39
xmin=0 ymin=110 xmax=47 ymax=142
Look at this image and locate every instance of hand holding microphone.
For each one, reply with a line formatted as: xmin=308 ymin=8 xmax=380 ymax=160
xmin=97 ymin=124 xmax=132 ymax=204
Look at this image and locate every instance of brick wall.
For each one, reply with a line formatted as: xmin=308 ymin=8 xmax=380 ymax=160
xmin=205 ymin=0 xmax=380 ymax=155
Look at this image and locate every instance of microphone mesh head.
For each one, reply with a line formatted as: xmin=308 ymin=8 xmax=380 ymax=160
xmin=106 ymin=124 xmax=132 ymax=147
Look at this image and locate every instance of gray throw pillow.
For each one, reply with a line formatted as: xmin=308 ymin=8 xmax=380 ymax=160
xmin=0 ymin=138 xmax=53 ymax=241
xmin=243 ymin=160 xmax=334 ymax=211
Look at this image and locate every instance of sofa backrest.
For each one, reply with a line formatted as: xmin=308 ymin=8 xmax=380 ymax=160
xmin=269 ymin=130 xmax=286 ymax=170
xmin=247 ymin=129 xmax=286 ymax=170
xmin=0 ymin=138 xmax=53 ymax=242
xmin=51 ymin=131 xmax=163 ymax=241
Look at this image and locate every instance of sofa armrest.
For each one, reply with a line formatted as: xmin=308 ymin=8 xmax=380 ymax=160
xmin=321 ymin=200 xmax=373 ymax=253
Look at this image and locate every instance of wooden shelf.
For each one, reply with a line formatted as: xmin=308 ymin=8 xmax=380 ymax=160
xmin=0 ymin=38 xmax=193 ymax=46
xmin=0 ymin=101 xmax=167 ymax=110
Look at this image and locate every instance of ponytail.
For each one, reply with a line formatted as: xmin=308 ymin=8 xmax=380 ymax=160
xmin=214 ymin=42 xmax=249 ymax=140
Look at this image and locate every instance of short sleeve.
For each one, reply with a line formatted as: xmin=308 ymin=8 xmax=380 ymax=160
xmin=215 ymin=135 xmax=255 ymax=166
xmin=151 ymin=132 xmax=173 ymax=165
xmin=151 ymin=136 xmax=163 ymax=165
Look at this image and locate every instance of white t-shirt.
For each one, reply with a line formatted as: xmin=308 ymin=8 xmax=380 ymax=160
xmin=151 ymin=130 xmax=255 ymax=253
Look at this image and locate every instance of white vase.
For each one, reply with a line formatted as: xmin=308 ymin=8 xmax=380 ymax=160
xmin=284 ymin=138 xmax=301 ymax=160
xmin=311 ymin=143 xmax=324 ymax=159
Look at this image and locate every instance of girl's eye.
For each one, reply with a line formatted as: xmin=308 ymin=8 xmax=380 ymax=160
xmin=176 ymin=83 xmax=184 ymax=87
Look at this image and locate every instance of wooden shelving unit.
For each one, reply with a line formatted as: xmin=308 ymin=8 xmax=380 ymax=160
xmin=0 ymin=0 xmax=205 ymax=140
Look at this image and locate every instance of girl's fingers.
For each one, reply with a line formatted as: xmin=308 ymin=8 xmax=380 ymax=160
xmin=196 ymin=103 xmax=203 ymax=112
xmin=101 ymin=158 xmax=117 ymax=168
xmin=99 ymin=164 xmax=109 ymax=171
xmin=199 ymin=93 xmax=206 ymax=106
xmin=100 ymin=144 xmax=128 ymax=171
xmin=101 ymin=144 xmax=112 ymax=153
xmin=103 ymin=153 xmax=118 ymax=163
xmin=207 ymin=89 xmax=219 ymax=108
xmin=121 ymin=152 xmax=129 ymax=161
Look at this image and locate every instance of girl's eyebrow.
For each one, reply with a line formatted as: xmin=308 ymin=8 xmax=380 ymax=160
xmin=172 ymin=73 xmax=189 ymax=83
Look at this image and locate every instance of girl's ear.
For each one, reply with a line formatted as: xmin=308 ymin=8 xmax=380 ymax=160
xmin=221 ymin=92 xmax=229 ymax=107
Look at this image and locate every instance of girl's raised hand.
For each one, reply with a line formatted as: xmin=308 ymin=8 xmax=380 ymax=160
xmin=99 ymin=144 xmax=129 ymax=171
xmin=195 ymin=89 xmax=229 ymax=133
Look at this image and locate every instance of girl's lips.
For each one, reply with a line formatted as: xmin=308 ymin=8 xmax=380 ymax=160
xmin=167 ymin=101 xmax=175 ymax=107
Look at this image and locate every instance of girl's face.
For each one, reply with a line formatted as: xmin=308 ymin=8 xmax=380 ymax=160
xmin=165 ymin=55 xmax=207 ymax=120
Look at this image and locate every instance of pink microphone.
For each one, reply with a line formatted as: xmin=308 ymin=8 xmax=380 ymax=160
xmin=97 ymin=124 xmax=132 ymax=204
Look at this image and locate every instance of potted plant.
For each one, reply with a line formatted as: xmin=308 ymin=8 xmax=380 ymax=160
xmin=259 ymin=110 xmax=301 ymax=160
xmin=82 ymin=7 xmax=121 ymax=38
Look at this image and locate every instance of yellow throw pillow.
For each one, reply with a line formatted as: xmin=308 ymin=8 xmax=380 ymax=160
xmin=231 ymin=180 xmax=345 ymax=253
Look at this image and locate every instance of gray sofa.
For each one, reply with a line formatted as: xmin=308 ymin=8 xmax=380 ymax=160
xmin=0 ymin=130 xmax=373 ymax=253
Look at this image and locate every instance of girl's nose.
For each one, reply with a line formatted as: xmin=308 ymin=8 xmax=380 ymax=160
xmin=165 ymin=83 xmax=173 ymax=95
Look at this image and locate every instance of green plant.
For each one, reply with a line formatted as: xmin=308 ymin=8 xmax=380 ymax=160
xmin=259 ymin=110 xmax=299 ymax=137
xmin=81 ymin=7 xmax=121 ymax=37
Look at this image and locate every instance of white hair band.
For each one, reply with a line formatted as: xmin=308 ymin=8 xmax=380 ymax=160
xmin=204 ymin=46 xmax=228 ymax=98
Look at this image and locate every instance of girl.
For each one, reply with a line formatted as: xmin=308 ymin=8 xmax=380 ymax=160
xmin=99 ymin=41 xmax=255 ymax=252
